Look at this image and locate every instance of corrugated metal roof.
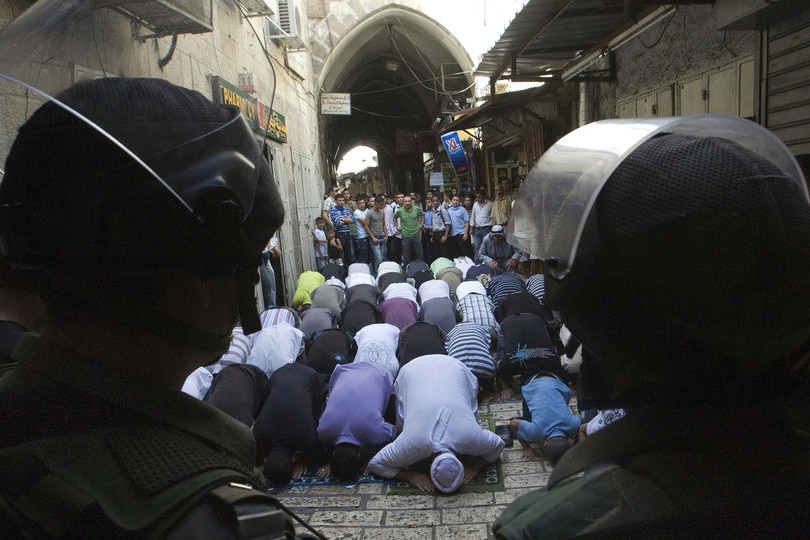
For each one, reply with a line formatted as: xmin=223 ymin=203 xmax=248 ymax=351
xmin=474 ymin=0 xmax=701 ymax=81
xmin=441 ymin=81 xmax=567 ymax=134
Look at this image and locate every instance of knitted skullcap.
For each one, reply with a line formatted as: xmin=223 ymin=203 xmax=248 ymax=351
xmin=430 ymin=452 xmax=464 ymax=493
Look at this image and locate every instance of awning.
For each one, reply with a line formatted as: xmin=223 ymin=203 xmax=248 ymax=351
xmin=474 ymin=0 xmax=714 ymax=83
xmin=440 ymin=82 xmax=567 ymax=135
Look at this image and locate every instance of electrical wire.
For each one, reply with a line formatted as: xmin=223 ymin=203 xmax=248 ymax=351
xmin=393 ymin=15 xmax=445 ymax=88
xmin=722 ymin=29 xmax=738 ymax=57
xmin=350 ymin=105 xmax=422 ymax=120
xmin=90 ymin=14 xmax=110 ymax=78
xmin=234 ymin=1 xmax=277 ymax=140
xmin=157 ymin=34 xmax=178 ymax=70
xmin=386 ymin=20 xmax=474 ymax=104
xmin=348 ymin=69 xmax=476 ymax=96
xmin=637 ymin=9 xmax=677 ymax=49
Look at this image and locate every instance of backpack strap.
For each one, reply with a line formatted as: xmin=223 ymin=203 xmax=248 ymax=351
xmin=208 ymin=482 xmax=326 ymax=539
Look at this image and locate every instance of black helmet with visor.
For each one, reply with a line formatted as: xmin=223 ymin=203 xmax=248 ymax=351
xmin=507 ymin=116 xmax=810 ymax=405
xmin=0 ymin=0 xmax=284 ymax=352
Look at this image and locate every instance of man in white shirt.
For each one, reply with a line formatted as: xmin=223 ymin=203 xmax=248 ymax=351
xmin=470 ymin=189 xmax=494 ymax=257
xmin=352 ymin=195 xmax=370 ymax=265
xmin=385 ymin=193 xmax=403 ymax=264
xmin=367 ymin=354 xmax=504 ymax=493
xmin=429 ymin=195 xmax=451 ymax=262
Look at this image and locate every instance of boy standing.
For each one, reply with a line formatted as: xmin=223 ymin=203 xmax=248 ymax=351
xmin=312 ymin=217 xmax=329 ymax=270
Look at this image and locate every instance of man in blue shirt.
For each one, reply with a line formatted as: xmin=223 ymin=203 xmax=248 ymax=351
xmin=330 ymin=194 xmax=354 ymax=268
xmin=446 ymin=196 xmax=470 ymax=259
xmin=421 ymin=198 xmax=434 ymax=263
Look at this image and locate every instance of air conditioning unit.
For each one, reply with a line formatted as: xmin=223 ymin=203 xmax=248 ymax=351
xmin=265 ymin=0 xmax=307 ymax=50
xmin=277 ymin=0 xmax=297 ymax=35
xmin=238 ymin=72 xmax=256 ymax=93
xmin=95 ymin=0 xmax=213 ymax=39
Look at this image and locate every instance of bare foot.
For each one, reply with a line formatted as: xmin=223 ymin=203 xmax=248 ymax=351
xmin=291 ymin=463 xmax=307 ymax=479
xmin=291 ymin=453 xmax=307 ymax=479
xmin=515 ymin=438 xmax=536 ymax=461
xmin=500 ymin=386 xmax=513 ymax=400
xmin=316 ymin=464 xmax=331 ymax=478
xmin=520 ymin=445 xmax=536 ymax=461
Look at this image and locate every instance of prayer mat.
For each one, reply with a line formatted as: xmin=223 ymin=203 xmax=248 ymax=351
xmin=387 ymin=413 xmax=506 ymax=496
xmin=266 ymin=472 xmax=390 ymax=494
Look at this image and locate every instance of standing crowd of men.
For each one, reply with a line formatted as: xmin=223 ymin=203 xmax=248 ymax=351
xmin=317 ymin=179 xmax=524 ymax=276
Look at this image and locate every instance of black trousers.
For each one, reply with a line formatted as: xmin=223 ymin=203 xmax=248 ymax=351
xmin=205 ymin=364 xmax=268 ymax=427
xmin=431 ymin=230 xmax=448 ymax=261
xmin=336 ymin=231 xmax=352 ymax=267
xmin=387 ymin=235 xmax=402 ymax=264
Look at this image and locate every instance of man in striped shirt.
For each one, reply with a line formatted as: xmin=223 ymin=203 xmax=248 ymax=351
xmin=487 ymin=273 xmax=526 ymax=311
xmin=446 ymin=323 xmax=496 ymax=402
xmin=330 ymin=194 xmax=354 ymax=268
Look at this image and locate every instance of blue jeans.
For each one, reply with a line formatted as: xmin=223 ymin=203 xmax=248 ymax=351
xmin=401 ymin=235 xmax=423 ymax=267
xmin=473 ymin=226 xmax=491 ymax=259
xmin=259 ymin=260 xmax=276 ymax=308
xmin=369 ymin=234 xmax=387 ymax=273
xmin=352 ymin=235 xmax=370 ymax=265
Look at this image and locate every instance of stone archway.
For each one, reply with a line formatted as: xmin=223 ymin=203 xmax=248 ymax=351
xmin=310 ymin=3 xmax=473 ymax=193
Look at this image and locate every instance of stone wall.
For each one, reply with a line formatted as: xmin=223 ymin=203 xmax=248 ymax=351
xmin=593 ymin=4 xmax=757 ymax=119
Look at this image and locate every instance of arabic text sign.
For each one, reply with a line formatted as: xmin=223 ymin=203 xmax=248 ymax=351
xmin=321 ymin=93 xmax=351 ymax=115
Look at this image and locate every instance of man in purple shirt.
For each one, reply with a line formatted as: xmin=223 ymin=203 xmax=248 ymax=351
xmin=317 ymin=362 xmax=397 ymax=480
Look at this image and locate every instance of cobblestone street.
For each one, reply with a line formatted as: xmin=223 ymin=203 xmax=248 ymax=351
xmin=275 ymin=395 xmax=562 ymax=540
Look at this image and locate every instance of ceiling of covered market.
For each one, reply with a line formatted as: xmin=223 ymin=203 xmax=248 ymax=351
xmin=318 ymin=6 xmax=475 ymax=173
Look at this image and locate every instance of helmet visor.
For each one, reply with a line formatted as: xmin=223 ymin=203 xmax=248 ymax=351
xmin=507 ymin=115 xmax=808 ymax=279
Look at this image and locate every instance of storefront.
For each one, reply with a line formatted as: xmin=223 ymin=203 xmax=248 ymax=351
xmin=440 ymin=83 xmax=575 ymax=196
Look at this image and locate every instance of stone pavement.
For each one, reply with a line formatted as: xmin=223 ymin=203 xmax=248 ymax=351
xmin=274 ymin=394 xmax=567 ymax=539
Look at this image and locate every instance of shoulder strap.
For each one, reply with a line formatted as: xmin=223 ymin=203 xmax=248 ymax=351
xmin=208 ymin=483 xmax=326 ymax=539
xmin=434 ymin=208 xmax=449 ymax=228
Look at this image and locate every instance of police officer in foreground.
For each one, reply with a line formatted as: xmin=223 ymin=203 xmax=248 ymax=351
xmin=494 ymin=116 xmax=810 ymax=537
xmin=0 ymin=74 xmax=320 ymax=540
